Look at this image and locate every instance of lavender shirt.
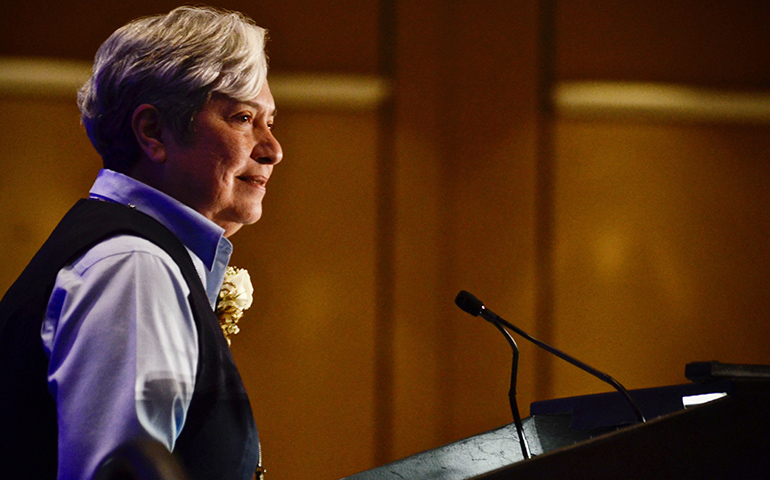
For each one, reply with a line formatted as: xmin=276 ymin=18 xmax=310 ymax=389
xmin=41 ymin=169 xmax=233 ymax=479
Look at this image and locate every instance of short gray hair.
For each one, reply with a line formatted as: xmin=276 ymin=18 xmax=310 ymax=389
xmin=77 ymin=6 xmax=268 ymax=172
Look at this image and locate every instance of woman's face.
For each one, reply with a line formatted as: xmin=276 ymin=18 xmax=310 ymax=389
xmin=161 ymin=82 xmax=283 ymax=237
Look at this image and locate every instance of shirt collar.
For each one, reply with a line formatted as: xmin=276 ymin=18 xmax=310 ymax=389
xmin=88 ymin=169 xmax=232 ymax=271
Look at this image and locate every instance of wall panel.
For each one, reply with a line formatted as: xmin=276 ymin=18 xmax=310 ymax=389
xmin=552 ymin=119 xmax=770 ymax=398
xmin=230 ymin=109 xmax=380 ymax=479
xmin=391 ymin=0 xmax=541 ymax=461
xmin=555 ymin=0 xmax=770 ymax=88
xmin=0 ymin=96 xmax=101 ymax=294
xmin=0 ymin=0 xmax=380 ymax=74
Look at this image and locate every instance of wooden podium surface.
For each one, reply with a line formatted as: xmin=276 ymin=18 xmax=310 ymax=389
xmin=481 ymin=385 xmax=770 ymax=479
xmin=342 ymin=376 xmax=770 ymax=480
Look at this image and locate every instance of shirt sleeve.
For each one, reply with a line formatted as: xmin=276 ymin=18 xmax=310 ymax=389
xmin=41 ymin=235 xmax=199 ymax=480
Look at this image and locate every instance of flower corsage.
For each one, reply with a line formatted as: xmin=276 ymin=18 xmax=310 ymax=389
xmin=216 ymin=266 xmax=253 ymax=346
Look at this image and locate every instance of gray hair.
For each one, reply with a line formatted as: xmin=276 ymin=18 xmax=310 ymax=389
xmin=77 ymin=6 xmax=268 ymax=172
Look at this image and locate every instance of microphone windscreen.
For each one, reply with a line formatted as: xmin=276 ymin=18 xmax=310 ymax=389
xmin=455 ymin=290 xmax=483 ymax=316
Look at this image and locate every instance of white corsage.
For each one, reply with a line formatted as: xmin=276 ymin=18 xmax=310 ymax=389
xmin=216 ymin=266 xmax=254 ymax=346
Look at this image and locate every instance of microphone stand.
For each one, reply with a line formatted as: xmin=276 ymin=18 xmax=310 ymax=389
xmin=491 ymin=321 xmax=531 ymax=460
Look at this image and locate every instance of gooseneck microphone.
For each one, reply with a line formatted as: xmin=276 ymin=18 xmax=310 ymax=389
xmin=455 ymin=290 xmax=646 ymax=424
xmin=491 ymin=320 xmax=531 ymax=460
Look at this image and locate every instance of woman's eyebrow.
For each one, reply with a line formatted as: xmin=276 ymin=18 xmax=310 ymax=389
xmin=242 ymin=100 xmax=277 ymax=117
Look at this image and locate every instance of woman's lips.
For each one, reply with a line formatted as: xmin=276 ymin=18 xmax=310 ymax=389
xmin=237 ymin=175 xmax=268 ymax=190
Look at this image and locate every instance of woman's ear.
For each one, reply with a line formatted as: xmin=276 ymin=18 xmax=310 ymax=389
xmin=131 ymin=104 xmax=166 ymax=163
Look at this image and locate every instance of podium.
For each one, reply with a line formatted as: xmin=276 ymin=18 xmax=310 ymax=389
xmin=342 ymin=363 xmax=770 ymax=479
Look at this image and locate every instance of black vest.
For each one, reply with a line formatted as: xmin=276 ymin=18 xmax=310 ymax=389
xmin=0 ymin=199 xmax=259 ymax=480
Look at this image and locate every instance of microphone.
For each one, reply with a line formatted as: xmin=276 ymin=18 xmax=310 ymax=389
xmin=455 ymin=290 xmax=646 ymax=424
